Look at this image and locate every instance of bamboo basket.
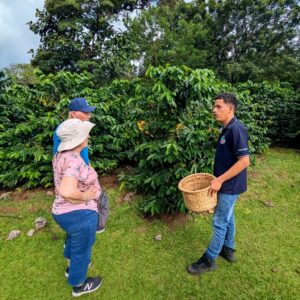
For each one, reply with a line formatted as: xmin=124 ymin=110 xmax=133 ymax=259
xmin=178 ymin=173 xmax=217 ymax=212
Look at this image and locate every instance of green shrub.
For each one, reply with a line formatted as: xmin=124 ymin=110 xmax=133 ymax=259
xmin=1 ymin=65 xmax=294 ymax=216
xmin=0 ymin=71 xmax=121 ymax=188
xmin=117 ymin=66 xmax=270 ymax=214
xmin=237 ymin=81 xmax=300 ymax=147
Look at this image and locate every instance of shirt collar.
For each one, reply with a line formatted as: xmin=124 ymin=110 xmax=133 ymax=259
xmin=220 ymin=117 xmax=237 ymax=132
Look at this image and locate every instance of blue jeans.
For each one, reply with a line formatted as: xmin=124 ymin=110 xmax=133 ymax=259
xmin=53 ymin=210 xmax=98 ymax=286
xmin=205 ymin=193 xmax=239 ymax=260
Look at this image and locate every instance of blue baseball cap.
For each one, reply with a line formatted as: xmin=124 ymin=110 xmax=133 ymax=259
xmin=68 ymin=98 xmax=96 ymax=113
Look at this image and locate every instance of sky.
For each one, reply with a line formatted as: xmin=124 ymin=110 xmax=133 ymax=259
xmin=0 ymin=0 xmax=136 ymax=70
xmin=0 ymin=0 xmax=160 ymax=70
xmin=0 ymin=0 xmax=44 ymax=69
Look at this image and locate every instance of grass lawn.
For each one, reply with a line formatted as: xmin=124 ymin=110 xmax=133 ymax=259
xmin=0 ymin=148 xmax=299 ymax=300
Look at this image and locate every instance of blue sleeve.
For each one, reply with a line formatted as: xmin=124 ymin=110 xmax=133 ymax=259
xmin=53 ymin=125 xmax=89 ymax=164
xmin=233 ymin=126 xmax=250 ymax=158
xmin=53 ymin=130 xmax=61 ymax=155
xmin=80 ymin=147 xmax=90 ymax=165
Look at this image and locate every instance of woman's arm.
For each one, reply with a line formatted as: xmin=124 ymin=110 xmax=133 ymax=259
xmin=59 ymin=176 xmax=97 ymax=203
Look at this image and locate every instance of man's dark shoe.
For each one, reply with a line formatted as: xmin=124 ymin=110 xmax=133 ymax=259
xmin=187 ymin=253 xmax=216 ymax=275
xmin=219 ymin=246 xmax=236 ymax=262
xmin=72 ymin=277 xmax=102 ymax=297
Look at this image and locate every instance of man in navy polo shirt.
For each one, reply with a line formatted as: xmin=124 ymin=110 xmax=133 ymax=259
xmin=187 ymin=93 xmax=250 ymax=275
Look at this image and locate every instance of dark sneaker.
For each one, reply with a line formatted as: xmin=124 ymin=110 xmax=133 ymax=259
xmin=65 ymin=262 xmax=92 ymax=278
xmin=72 ymin=277 xmax=102 ymax=297
xmin=96 ymin=226 xmax=105 ymax=234
xmin=219 ymin=246 xmax=236 ymax=262
xmin=187 ymin=253 xmax=216 ymax=275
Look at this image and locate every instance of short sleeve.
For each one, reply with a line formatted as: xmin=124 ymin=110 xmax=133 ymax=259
xmin=62 ymin=154 xmax=84 ymax=180
xmin=53 ymin=129 xmax=60 ymax=155
xmin=232 ymin=126 xmax=250 ymax=157
xmin=80 ymin=147 xmax=90 ymax=165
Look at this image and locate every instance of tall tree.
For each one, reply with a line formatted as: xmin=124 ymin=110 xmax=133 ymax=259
xmin=127 ymin=0 xmax=211 ymax=75
xmin=3 ymin=64 xmax=39 ymax=87
xmin=28 ymin=0 xmax=150 ymax=84
xmin=0 ymin=70 xmax=9 ymax=92
xmin=127 ymin=0 xmax=300 ymax=86
xmin=206 ymin=0 xmax=300 ymax=85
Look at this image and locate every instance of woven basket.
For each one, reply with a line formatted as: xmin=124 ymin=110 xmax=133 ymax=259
xmin=178 ymin=173 xmax=217 ymax=212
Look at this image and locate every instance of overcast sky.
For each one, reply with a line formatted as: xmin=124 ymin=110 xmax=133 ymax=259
xmin=0 ymin=0 xmax=44 ymax=69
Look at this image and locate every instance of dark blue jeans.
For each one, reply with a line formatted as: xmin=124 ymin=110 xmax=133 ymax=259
xmin=53 ymin=209 xmax=98 ymax=286
xmin=206 ymin=193 xmax=239 ymax=260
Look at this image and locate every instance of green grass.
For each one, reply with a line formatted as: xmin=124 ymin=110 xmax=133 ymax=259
xmin=0 ymin=148 xmax=299 ymax=300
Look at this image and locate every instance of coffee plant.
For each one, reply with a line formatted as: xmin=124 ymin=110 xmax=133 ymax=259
xmin=237 ymin=81 xmax=300 ymax=147
xmin=0 ymin=65 xmax=297 ymax=214
xmin=117 ymin=66 xmax=270 ymax=214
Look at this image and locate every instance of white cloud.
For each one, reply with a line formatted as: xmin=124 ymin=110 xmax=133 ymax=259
xmin=0 ymin=0 xmax=44 ymax=68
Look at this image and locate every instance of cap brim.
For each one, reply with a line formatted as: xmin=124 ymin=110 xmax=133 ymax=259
xmin=80 ymin=106 xmax=96 ymax=113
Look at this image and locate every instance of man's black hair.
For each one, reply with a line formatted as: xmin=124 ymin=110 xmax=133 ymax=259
xmin=214 ymin=93 xmax=237 ymax=110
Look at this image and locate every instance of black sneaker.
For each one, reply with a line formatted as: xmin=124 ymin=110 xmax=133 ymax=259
xmin=219 ymin=246 xmax=236 ymax=262
xmin=65 ymin=262 xmax=92 ymax=278
xmin=187 ymin=253 xmax=216 ymax=275
xmin=72 ymin=277 xmax=102 ymax=297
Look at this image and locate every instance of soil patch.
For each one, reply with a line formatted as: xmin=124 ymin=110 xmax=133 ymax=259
xmin=117 ymin=192 xmax=136 ymax=204
xmin=99 ymin=173 xmax=119 ymax=189
xmin=161 ymin=213 xmax=190 ymax=230
xmin=11 ymin=191 xmax=31 ymax=201
xmin=117 ymin=192 xmax=129 ymax=204
xmin=249 ymin=171 xmax=259 ymax=178
xmin=8 ymin=188 xmax=49 ymax=202
xmin=255 ymin=154 xmax=266 ymax=163
xmin=145 ymin=212 xmax=190 ymax=230
xmin=0 ymin=206 xmax=19 ymax=214
xmin=134 ymin=226 xmax=147 ymax=234
xmin=28 ymin=207 xmax=40 ymax=213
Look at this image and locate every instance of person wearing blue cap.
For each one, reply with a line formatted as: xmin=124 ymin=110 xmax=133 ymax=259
xmin=53 ymin=98 xmax=95 ymax=165
xmin=53 ymin=97 xmax=109 ymax=234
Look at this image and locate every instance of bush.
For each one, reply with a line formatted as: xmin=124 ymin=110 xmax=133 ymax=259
xmin=117 ymin=66 xmax=270 ymax=214
xmin=0 ymin=71 xmax=121 ymax=188
xmin=237 ymin=81 xmax=300 ymax=147
xmin=1 ymin=65 xmax=295 ymax=215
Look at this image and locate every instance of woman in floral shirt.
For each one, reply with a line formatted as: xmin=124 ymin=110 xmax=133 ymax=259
xmin=52 ymin=118 xmax=102 ymax=297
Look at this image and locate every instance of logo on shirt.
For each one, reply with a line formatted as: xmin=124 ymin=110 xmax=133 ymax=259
xmin=220 ymin=136 xmax=226 ymax=144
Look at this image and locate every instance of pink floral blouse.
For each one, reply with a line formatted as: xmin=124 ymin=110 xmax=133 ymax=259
xmin=52 ymin=151 xmax=101 ymax=215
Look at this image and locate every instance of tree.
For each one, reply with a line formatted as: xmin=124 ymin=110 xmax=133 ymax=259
xmin=28 ymin=0 xmax=150 ymax=84
xmin=3 ymin=64 xmax=39 ymax=87
xmin=127 ymin=0 xmax=211 ymax=75
xmin=126 ymin=0 xmax=300 ymax=86
xmin=206 ymin=0 xmax=300 ymax=86
xmin=0 ymin=70 xmax=9 ymax=91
